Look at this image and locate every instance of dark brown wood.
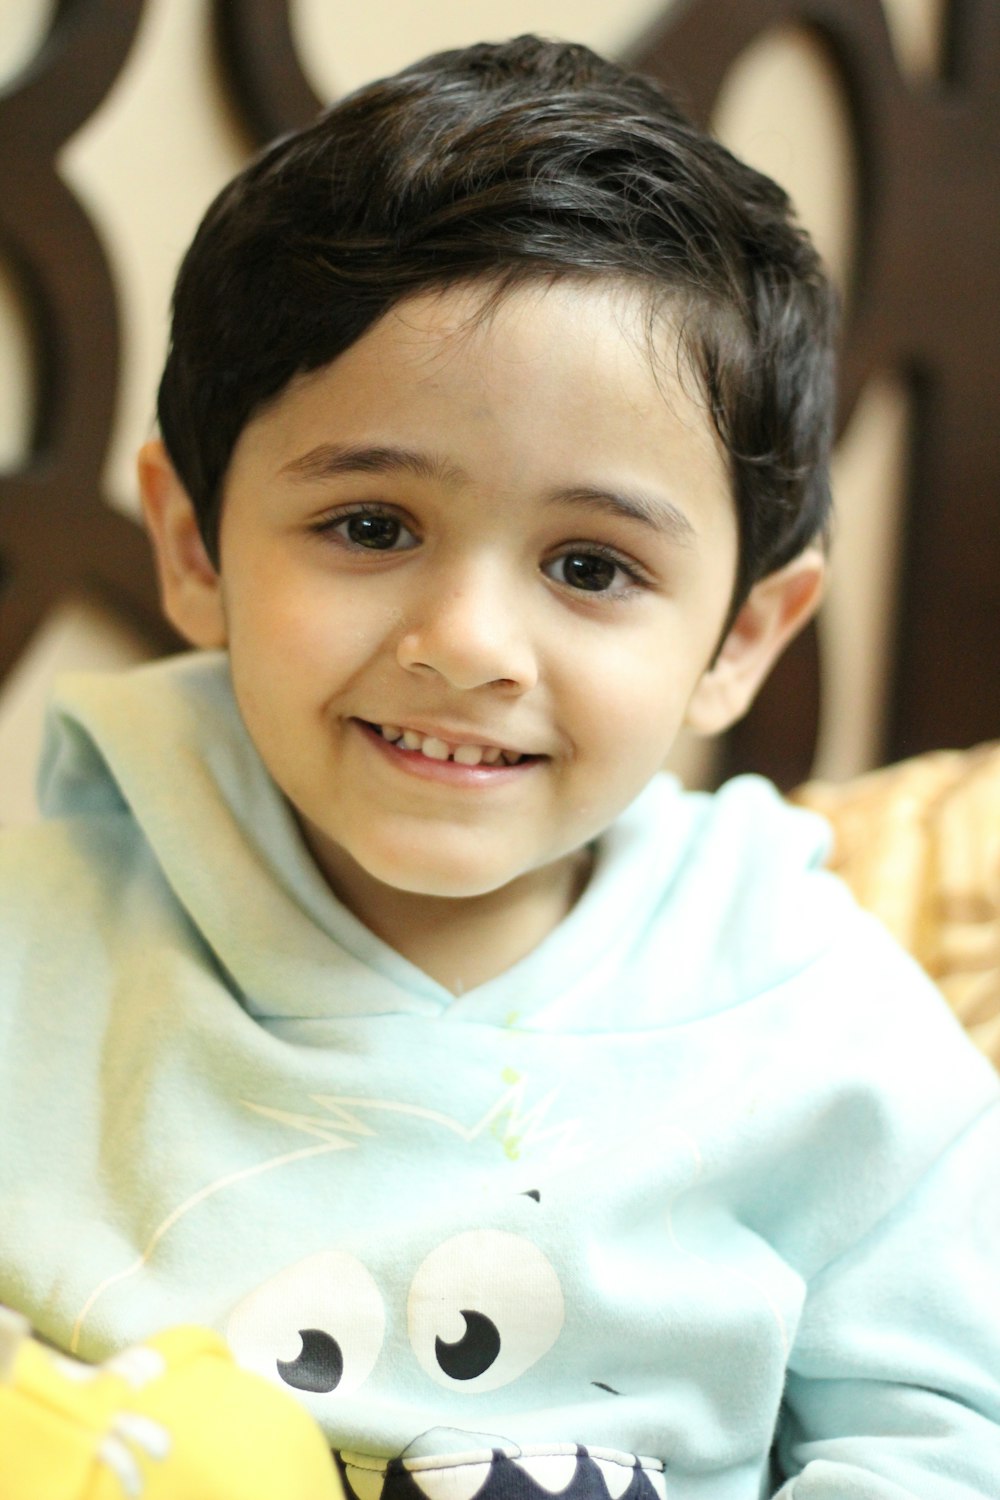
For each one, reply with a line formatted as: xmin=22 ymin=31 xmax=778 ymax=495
xmin=213 ymin=0 xmax=324 ymax=142
xmin=0 ymin=0 xmax=176 ymax=677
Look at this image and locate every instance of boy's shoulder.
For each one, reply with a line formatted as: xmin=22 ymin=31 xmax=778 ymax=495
xmin=630 ymin=768 xmax=836 ymax=912
xmin=0 ymin=652 xmax=243 ymax=970
xmin=0 ymin=810 xmax=151 ymax=1066
xmin=0 ymin=651 xmax=341 ymax=1034
xmin=598 ymin=766 xmax=973 ymax=1043
xmin=680 ymin=770 xmax=833 ymax=864
xmin=32 ymin=651 xmax=237 ymax=821
xmin=0 ymin=794 xmax=152 ymax=953
xmin=576 ymin=770 xmax=843 ymax=1006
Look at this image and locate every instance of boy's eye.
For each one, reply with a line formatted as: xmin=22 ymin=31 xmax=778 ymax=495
xmin=343 ymin=512 xmax=414 ymax=550
xmin=316 ymin=508 xmax=418 ymax=551
xmin=546 ymin=550 xmax=640 ymax=595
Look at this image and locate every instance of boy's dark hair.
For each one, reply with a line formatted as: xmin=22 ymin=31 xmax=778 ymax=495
xmin=157 ymin=35 xmax=836 ymax=609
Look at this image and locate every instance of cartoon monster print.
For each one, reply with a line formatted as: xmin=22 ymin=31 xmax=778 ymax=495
xmin=226 ymin=1208 xmax=668 ymax=1500
xmin=68 ymin=1083 xmax=790 ymax=1498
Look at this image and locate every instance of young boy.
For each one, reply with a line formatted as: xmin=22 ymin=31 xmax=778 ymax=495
xmin=3 ymin=34 xmax=1000 ymax=1500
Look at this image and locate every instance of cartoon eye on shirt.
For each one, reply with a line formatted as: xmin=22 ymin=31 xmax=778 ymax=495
xmin=226 ymin=1229 xmax=565 ymax=1399
xmin=227 ymin=1249 xmax=385 ymax=1397
xmin=408 ymin=1229 xmax=564 ymax=1392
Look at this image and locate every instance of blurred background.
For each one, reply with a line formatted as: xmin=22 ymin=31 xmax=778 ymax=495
xmin=2 ymin=0 xmax=996 ymax=822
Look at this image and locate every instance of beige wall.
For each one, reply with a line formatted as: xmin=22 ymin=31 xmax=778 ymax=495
xmin=0 ymin=0 xmax=944 ymax=820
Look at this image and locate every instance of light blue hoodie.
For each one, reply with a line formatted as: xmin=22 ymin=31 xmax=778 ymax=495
xmin=2 ymin=652 xmax=1000 ymax=1500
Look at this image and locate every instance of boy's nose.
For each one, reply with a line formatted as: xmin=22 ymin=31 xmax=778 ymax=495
xmin=395 ymin=571 xmax=538 ymax=693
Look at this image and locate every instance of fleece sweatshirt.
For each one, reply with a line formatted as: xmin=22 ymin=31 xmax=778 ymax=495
xmin=2 ymin=651 xmax=1000 ymax=1500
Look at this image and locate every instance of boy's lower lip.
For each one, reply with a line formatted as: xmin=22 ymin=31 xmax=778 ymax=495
xmin=354 ymin=720 xmax=541 ymax=785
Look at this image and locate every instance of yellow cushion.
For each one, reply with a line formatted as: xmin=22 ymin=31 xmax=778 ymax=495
xmin=792 ymin=743 xmax=1000 ymax=1069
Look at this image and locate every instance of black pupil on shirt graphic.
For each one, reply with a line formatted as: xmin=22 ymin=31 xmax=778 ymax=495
xmin=277 ymin=1328 xmax=344 ymax=1392
xmin=435 ymin=1310 xmax=502 ymax=1380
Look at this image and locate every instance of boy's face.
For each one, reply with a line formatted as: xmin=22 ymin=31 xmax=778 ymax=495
xmin=149 ymin=280 xmax=813 ymax=914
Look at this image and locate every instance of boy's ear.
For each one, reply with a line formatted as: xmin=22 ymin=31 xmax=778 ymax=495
xmin=684 ymin=549 xmax=825 ymax=736
xmin=138 ymin=439 xmax=227 ymax=649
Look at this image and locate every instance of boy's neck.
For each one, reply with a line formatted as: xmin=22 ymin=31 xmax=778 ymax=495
xmin=306 ymin=841 xmax=594 ymax=996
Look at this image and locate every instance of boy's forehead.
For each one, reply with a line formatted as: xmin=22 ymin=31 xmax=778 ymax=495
xmin=265 ymin=278 xmax=710 ymax=444
xmin=374 ymin=277 xmax=678 ymax=369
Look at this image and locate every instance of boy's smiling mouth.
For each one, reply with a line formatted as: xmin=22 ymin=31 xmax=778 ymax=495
xmin=356 ymin=720 xmax=542 ymax=770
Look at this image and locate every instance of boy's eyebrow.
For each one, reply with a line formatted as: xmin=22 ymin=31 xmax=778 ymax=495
xmin=545 ymin=485 xmax=697 ymax=544
xmin=280 ymin=442 xmax=697 ymax=543
xmin=279 ymin=442 xmax=465 ymax=486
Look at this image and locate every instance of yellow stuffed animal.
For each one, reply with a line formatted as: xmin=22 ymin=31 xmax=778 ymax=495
xmin=0 ymin=1306 xmax=343 ymax=1500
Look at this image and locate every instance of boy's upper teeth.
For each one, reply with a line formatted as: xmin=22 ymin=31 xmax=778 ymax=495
xmin=379 ymin=725 xmax=520 ymax=764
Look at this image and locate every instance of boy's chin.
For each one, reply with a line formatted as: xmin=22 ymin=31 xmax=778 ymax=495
xmin=343 ymin=839 xmax=592 ymax=913
xmin=352 ymin=856 xmax=528 ymax=904
xmin=300 ymin=820 xmax=533 ymax=906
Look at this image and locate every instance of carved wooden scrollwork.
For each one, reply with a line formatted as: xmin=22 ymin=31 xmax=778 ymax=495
xmin=213 ymin=0 xmax=322 ymax=142
xmin=0 ymin=0 xmax=175 ymax=674
xmin=2 ymin=0 xmax=997 ymax=791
